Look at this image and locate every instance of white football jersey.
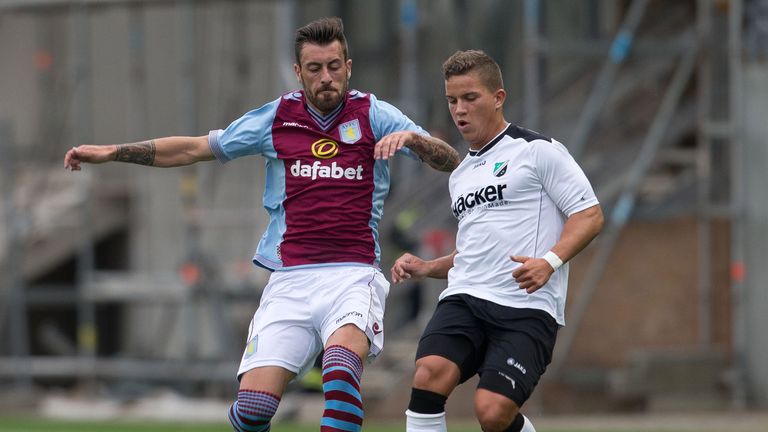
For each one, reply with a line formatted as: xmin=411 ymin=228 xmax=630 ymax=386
xmin=442 ymin=124 xmax=599 ymax=325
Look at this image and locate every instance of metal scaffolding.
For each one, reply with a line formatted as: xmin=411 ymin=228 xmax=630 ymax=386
xmin=0 ymin=0 xmax=763 ymax=410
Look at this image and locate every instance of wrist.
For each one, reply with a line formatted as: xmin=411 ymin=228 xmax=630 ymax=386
xmin=404 ymin=131 xmax=422 ymax=149
xmin=542 ymin=251 xmax=563 ymax=271
xmin=110 ymin=144 xmax=120 ymax=161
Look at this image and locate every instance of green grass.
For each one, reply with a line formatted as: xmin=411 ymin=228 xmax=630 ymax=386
xmin=0 ymin=418 xmax=455 ymax=432
xmin=0 ymin=417 xmax=695 ymax=432
xmin=0 ymin=419 xmax=417 ymax=432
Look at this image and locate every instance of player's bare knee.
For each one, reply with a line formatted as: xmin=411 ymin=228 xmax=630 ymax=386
xmin=326 ymin=324 xmax=369 ymax=358
xmin=475 ymin=398 xmax=517 ymax=432
xmin=412 ymin=358 xmax=452 ymax=389
xmin=411 ymin=364 xmax=433 ymax=388
xmin=476 ymin=409 xmax=513 ymax=432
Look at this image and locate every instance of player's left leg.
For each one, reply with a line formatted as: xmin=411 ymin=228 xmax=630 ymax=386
xmin=321 ymin=324 xmax=369 ymax=432
xmin=314 ymin=266 xmax=389 ymax=432
xmin=230 ymin=367 xmax=295 ymax=432
xmin=473 ymin=303 xmax=558 ymax=432
xmin=474 ymin=389 xmax=536 ymax=432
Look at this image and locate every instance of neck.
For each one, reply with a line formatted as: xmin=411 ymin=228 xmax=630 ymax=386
xmin=306 ymin=101 xmax=332 ymax=117
xmin=469 ymin=119 xmax=509 ymax=150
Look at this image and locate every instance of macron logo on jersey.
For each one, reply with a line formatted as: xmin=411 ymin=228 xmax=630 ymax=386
xmin=283 ymin=121 xmax=309 ymax=129
xmin=452 ymin=183 xmax=508 ymax=219
xmin=290 ymin=160 xmax=364 ymax=181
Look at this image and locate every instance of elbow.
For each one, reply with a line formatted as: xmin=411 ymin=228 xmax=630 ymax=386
xmin=592 ymin=205 xmax=605 ymax=236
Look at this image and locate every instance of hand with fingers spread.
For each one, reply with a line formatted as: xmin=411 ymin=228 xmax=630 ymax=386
xmin=510 ymin=255 xmax=555 ymax=294
xmin=374 ymin=131 xmax=416 ymax=161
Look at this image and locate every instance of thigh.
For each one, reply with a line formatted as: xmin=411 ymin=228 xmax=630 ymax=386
xmin=325 ymin=324 xmax=369 ymax=362
xmin=316 ymin=266 xmax=389 ymax=360
xmin=237 ymin=271 xmax=322 ymax=380
xmin=478 ymin=312 xmax=557 ymax=407
xmin=239 ymin=366 xmax=296 ymax=396
xmin=416 ymin=295 xmax=486 ymax=383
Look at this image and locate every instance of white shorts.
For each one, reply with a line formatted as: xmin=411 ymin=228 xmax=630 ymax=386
xmin=237 ymin=265 xmax=389 ymax=379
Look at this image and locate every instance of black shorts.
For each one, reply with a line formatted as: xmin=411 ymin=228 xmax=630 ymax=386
xmin=415 ymin=294 xmax=558 ymax=407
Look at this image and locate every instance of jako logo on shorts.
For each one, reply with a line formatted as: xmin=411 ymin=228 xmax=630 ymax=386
xmin=311 ymin=138 xmax=339 ymax=159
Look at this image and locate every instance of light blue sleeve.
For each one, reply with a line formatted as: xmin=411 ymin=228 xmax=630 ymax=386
xmin=369 ymin=94 xmax=429 ymax=161
xmin=208 ymin=98 xmax=280 ymax=163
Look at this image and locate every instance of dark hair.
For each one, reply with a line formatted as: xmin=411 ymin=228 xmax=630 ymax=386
xmin=442 ymin=50 xmax=504 ymax=91
xmin=294 ymin=17 xmax=349 ymax=64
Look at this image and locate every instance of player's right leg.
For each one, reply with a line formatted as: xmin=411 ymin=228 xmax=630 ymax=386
xmin=229 ymin=270 xmax=323 ymax=432
xmin=406 ymin=354 xmax=459 ymax=432
xmin=229 ymin=367 xmax=294 ymax=432
xmin=406 ymin=295 xmax=485 ymax=432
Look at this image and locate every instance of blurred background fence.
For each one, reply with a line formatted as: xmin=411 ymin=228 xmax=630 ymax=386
xmin=1 ymin=0 xmax=768 ymax=420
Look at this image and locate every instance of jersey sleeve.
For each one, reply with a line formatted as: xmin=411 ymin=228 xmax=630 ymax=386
xmin=533 ymin=139 xmax=599 ymax=216
xmin=368 ymin=94 xmax=428 ymax=161
xmin=207 ymin=98 xmax=280 ymax=163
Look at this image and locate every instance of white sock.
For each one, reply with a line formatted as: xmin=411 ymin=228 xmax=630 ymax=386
xmin=521 ymin=414 xmax=537 ymax=432
xmin=405 ymin=409 xmax=447 ymax=432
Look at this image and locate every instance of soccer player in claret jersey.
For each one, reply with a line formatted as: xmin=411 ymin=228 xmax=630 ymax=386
xmin=391 ymin=50 xmax=604 ymax=432
xmin=63 ymin=17 xmax=459 ymax=432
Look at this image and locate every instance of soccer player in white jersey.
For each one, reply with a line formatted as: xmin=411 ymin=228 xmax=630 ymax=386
xmin=63 ymin=17 xmax=459 ymax=432
xmin=391 ymin=50 xmax=604 ymax=432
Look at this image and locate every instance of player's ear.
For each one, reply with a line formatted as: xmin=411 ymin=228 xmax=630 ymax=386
xmin=346 ymin=59 xmax=352 ymax=79
xmin=293 ymin=63 xmax=302 ymax=84
xmin=494 ymin=88 xmax=506 ymax=110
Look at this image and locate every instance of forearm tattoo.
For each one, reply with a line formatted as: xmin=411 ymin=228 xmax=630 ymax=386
xmin=114 ymin=140 xmax=156 ymax=166
xmin=409 ymin=135 xmax=460 ymax=172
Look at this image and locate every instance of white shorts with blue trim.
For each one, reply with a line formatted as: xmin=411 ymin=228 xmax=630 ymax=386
xmin=237 ymin=265 xmax=389 ymax=379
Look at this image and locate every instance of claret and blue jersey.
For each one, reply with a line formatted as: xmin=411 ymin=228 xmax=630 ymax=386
xmin=208 ymin=89 xmax=425 ymax=271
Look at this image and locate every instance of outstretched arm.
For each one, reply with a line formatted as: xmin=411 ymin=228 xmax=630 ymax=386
xmin=64 ymin=136 xmax=214 ymax=171
xmin=374 ymin=131 xmax=459 ymax=172
xmin=511 ymin=204 xmax=604 ymax=293
xmin=390 ymin=249 xmax=458 ymax=283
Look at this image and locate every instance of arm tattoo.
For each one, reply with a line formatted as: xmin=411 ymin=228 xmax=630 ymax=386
xmin=114 ymin=140 xmax=156 ymax=166
xmin=407 ymin=135 xmax=460 ymax=172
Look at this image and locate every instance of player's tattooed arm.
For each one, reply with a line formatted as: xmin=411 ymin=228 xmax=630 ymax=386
xmin=406 ymin=134 xmax=460 ymax=172
xmin=114 ymin=140 xmax=156 ymax=166
xmin=64 ymin=136 xmax=212 ymax=171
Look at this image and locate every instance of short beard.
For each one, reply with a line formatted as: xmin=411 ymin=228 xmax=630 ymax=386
xmin=304 ymin=80 xmax=348 ymax=115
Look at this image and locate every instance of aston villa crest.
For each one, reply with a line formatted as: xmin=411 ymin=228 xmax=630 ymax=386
xmin=338 ymin=119 xmax=362 ymax=144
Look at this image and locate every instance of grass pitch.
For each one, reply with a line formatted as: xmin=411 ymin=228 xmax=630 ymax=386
xmin=2 ymin=415 xmax=767 ymax=432
xmin=0 ymin=417 xmax=700 ymax=432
